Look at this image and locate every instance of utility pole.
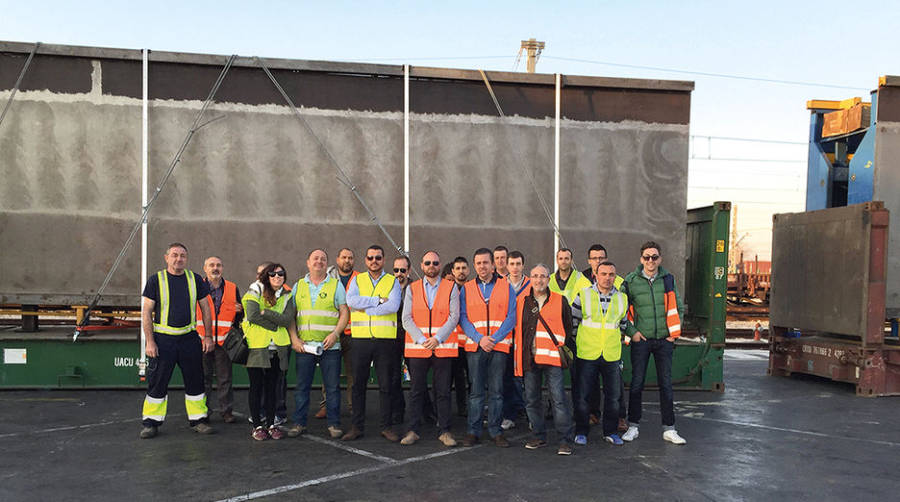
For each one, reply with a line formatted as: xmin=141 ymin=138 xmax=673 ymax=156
xmin=518 ymin=38 xmax=545 ymax=73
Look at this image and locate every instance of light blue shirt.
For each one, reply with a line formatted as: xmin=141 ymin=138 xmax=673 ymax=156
xmin=346 ymin=270 xmax=402 ymax=316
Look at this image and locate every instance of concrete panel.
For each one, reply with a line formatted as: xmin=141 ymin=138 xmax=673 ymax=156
xmin=873 ymin=121 xmax=900 ymax=317
xmin=561 ymin=123 xmax=688 ymax=285
xmin=0 ymin=44 xmax=691 ymax=307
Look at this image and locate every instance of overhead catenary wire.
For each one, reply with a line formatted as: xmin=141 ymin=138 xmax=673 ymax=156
xmin=0 ymin=41 xmax=40 ymax=129
xmin=72 ymin=54 xmax=237 ymax=341
xmin=254 ymin=57 xmax=419 ymax=279
xmin=476 ymin=69 xmax=571 ymax=256
xmin=543 ymin=55 xmax=870 ymax=91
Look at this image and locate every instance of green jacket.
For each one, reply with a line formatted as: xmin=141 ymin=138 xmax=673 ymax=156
xmin=622 ymin=265 xmax=683 ymax=339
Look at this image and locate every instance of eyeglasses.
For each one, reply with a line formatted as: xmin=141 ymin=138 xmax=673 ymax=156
xmin=530 ymin=274 xmax=549 ymax=279
xmin=423 ymin=261 xmax=439 ymax=266
xmin=641 ymin=255 xmax=660 ymax=261
xmin=393 ymin=267 xmax=407 ymax=273
xmin=268 ymin=270 xmax=286 ymax=277
xmin=366 ymin=255 xmax=383 ymax=261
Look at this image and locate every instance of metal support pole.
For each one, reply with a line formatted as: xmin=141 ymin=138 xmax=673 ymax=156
xmin=0 ymin=42 xmax=40 ymax=129
xmin=404 ymin=64 xmax=410 ymax=254
xmin=73 ymin=54 xmax=237 ymax=341
xmin=139 ymin=49 xmax=149 ymax=375
xmin=477 ymin=69 xmax=570 ymax=258
xmin=554 ymin=73 xmax=561 ymax=259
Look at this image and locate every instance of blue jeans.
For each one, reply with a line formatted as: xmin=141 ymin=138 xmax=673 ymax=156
xmin=574 ymin=356 xmax=620 ymax=437
xmin=466 ymin=348 xmax=507 ymax=438
xmin=293 ymin=348 xmax=341 ymax=427
xmin=628 ymin=337 xmax=675 ymax=427
xmin=502 ymin=352 xmax=525 ymax=421
xmin=524 ymin=364 xmax=574 ymax=444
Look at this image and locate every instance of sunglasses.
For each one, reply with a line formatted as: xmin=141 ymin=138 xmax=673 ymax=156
xmin=268 ymin=270 xmax=286 ymax=277
xmin=393 ymin=267 xmax=407 ymax=273
xmin=641 ymin=255 xmax=660 ymax=261
xmin=423 ymin=261 xmax=439 ymax=266
xmin=366 ymin=255 xmax=383 ymax=261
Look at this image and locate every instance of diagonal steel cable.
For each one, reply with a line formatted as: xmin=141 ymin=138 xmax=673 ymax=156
xmin=73 ymin=54 xmax=237 ymax=341
xmin=477 ymin=69 xmax=570 ymax=253
xmin=254 ymin=56 xmax=418 ymax=278
xmin=0 ymin=42 xmax=40 ymax=129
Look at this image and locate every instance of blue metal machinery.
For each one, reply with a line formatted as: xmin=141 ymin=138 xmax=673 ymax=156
xmin=805 ymin=96 xmax=876 ymax=210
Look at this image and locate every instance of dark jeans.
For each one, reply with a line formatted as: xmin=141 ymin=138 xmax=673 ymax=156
xmin=628 ymin=338 xmax=675 ymax=427
xmin=524 ymin=364 xmax=574 ymax=444
xmin=142 ymin=332 xmax=208 ymax=427
xmin=293 ymin=348 xmax=341 ymax=427
xmin=391 ymin=336 xmax=406 ymax=423
xmin=275 ymin=351 xmax=289 ymax=421
xmin=451 ymin=348 xmax=468 ymax=414
xmin=575 ymin=356 xmax=620 ymax=437
xmin=466 ymin=348 xmax=507 ymax=438
xmin=502 ymin=352 xmax=525 ymax=421
xmin=202 ymin=343 xmax=233 ymax=415
xmin=408 ymin=356 xmax=452 ymax=434
xmin=618 ymin=361 xmax=627 ymax=419
xmin=247 ymin=352 xmax=282 ymax=428
xmin=350 ymin=338 xmax=396 ymax=432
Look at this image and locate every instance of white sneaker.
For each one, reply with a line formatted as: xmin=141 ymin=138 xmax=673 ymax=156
xmin=501 ymin=419 xmax=516 ymax=431
xmin=622 ymin=426 xmax=639 ymax=442
xmin=663 ymin=429 xmax=686 ymax=445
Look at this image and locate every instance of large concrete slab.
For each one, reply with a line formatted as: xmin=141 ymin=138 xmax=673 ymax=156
xmin=874 ymin=82 xmax=900 ymax=317
xmin=1 ymin=43 xmax=690 ymax=305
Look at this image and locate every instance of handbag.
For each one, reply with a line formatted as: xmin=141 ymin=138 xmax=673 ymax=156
xmin=537 ymin=312 xmax=573 ymax=369
xmin=223 ymin=325 xmax=249 ymax=365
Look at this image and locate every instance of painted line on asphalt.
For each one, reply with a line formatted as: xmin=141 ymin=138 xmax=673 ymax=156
xmin=218 ymin=432 xmax=530 ymax=501
xmin=0 ymin=417 xmax=141 ymax=439
xmin=683 ymin=414 xmax=900 ymax=448
xmin=644 ymin=408 xmax=900 ymax=448
xmin=302 ymin=434 xmax=398 ymax=464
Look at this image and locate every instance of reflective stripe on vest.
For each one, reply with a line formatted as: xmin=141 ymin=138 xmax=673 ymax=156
xmin=196 ymin=280 xmax=238 ymax=345
xmin=406 ymin=279 xmax=457 ymax=358
xmin=349 ymin=273 xmax=397 ymax=339
xmin=242 ymin=290 xmax=292 ymax=349
xmin=154 ymin=270 xmax=197 ymax=335
xmin=463 ymin=277 xmax=511 ymax=353
xmin=296 ymin=277 xmax=340 ymax=342
xmin=576 ymin=287 xmax=628 ymax=361
xmin=513 ymin=291 xmax=566 ymax=375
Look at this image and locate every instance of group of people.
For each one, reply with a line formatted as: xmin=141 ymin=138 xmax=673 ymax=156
xmin=138 ymin=240 xmax=688 ymax=455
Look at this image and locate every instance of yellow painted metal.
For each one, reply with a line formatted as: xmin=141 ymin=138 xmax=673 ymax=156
xmin=806 ymin=97 xmax=865 ymax=110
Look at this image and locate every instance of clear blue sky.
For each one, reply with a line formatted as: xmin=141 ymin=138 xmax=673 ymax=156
xmin=3 ymin=0 xmax=898 ymax=258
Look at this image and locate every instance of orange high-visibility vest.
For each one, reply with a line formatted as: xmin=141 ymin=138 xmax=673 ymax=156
xmin=341 ymin=271 xmax=358 ymax=336
xmin=196 ymin=279 xmax=238 ymax=345
xmin=405 ymin=278 xmax=457 ymax=358
xmin=461 ymin=277 xmax=512 ymax=353
xmin=514 ymin=291 xmax=566 ymax=376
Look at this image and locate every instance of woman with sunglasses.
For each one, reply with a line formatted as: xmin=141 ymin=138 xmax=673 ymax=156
xmin=242 ymin=263 xmax=296 ymax=440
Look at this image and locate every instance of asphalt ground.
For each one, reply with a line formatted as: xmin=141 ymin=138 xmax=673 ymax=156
xmin=1 ymin=350 xmax=898 ymax=502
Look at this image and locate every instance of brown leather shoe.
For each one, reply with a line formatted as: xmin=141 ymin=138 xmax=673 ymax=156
xmin=314 ymin=407 xmax=327 ymax=419
xmin=381 ymin=429 xmax=400 ymax=442
xmin=492 ymin=434 xmax=510 ymax=448
xmin=462 ymin=434 xmax=480 ymax=447
xmin=341 ymin=427 xmax=363 ymax=441
xmin=222 ymin=412 xmax=235 ymax=424
xmin=589 ymin=414 xmax=601 ymax=426
xmin=617 ymin=418 xmax=628 ymax=433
